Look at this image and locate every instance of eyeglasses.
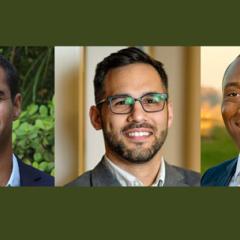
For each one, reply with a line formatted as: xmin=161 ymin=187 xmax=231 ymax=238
xmin=97 ymin=92 xmax=168 ymax=114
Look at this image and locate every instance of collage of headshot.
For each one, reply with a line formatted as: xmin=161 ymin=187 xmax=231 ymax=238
xmin=1 ymin=46 xmax=240 ymax=187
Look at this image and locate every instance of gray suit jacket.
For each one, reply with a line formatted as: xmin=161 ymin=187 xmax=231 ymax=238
xmin=67 ymin=158 xmax=200 ymax=187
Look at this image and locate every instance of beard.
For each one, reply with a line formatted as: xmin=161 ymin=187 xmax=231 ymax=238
xmin=102 ymin=122 xmax=168 ymax=164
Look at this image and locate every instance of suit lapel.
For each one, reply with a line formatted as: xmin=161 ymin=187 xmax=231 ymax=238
xmin=91 ymin=158 xmax=121 ymax=186
xmin=214 ymin=158 xmax=238 ymax=186
xmin=164 ymin=162 xmax=189 ymax=186
xmin=17 ymin=159 xmax=42 ymax=186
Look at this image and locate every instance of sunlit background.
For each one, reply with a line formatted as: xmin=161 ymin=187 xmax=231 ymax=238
xmin=201 ymin=47 xmax=240 ymax=173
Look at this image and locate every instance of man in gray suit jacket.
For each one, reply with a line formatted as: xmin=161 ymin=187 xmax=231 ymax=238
xmin=67 ymin=47 xmax=200 ymax=187
xmin=201 ymin=55 xmax=240 ymax=186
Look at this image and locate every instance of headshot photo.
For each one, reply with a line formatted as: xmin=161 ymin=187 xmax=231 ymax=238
xmin=0 ymin=47 xmax=54 ymax=186
xmin=201 ymin=47 xmax=240 ymax=186
xmin=55 ymin=46 xmax=201 ymax=187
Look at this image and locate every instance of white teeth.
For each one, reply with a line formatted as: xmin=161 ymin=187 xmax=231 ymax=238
xmin=128 ymin=132 xmax=150 ymax=137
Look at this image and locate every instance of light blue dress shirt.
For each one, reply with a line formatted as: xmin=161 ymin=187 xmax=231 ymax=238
xmin=6 ymin=154 xmax=21 ymax=187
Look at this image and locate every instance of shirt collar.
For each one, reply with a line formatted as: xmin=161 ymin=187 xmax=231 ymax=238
xmin=233 ymin=154 xmax=240 ymax=178
xmin=6 ymin=154 xmax=21 ymax=187
xmin=104 ymin=155 xmax=165 ymax=187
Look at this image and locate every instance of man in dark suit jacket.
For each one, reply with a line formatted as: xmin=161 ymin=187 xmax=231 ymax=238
xmin=18 ymin=158 xmax=54 ymax=186
xmin=0 ymin=55 xmax=54 ymax=186
xmin=67 ymin=47 xmax=200 ymax=187
xmin=201 ymin=55 xmax=240 ymax=186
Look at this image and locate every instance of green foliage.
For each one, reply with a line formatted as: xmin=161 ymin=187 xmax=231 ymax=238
xmin=201 ymin=126 xmax=238 ymax=174
xmin=12 ymin=99 xmax=55 ymax=176
xmin=0 ymin=47 xmax=54 ymax=109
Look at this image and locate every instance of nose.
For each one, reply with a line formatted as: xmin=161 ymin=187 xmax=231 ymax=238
xmin=127 ymin=100 xmax=147 ymax=122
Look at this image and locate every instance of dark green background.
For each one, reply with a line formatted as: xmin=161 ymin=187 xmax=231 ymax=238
xmin=1 ymin=0 xmax=240 ymax=239
xmin=0 ymin=1 xmax=239 ymax=45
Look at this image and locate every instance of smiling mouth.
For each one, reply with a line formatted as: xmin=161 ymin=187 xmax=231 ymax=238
xmin=123 ymin=128 xmax=153 ymax=141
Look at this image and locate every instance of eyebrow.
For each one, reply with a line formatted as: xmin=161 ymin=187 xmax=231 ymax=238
xmin=224 ymin=82 xmax=240 ymax=89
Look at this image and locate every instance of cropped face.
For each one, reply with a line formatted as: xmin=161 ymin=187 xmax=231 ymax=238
xmin=222 ymin=61 xmax=240 ymax=149
xmin=90 ymin=63 xmax=173 ymax=164
xmin=0 ymin=67 xmax=21 ymax=147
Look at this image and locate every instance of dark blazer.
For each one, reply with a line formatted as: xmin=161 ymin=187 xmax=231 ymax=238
xmin=66 ymin=158 xmax=200 ymax=187
xmin=201 ymin=157 xmax=238 ymax=186
xmin=17 ymin=159 xmax=54 ymax=186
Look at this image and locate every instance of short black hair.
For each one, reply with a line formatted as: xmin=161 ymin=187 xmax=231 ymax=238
xmin=0 ymin=54 xmax=20 ymax=100
xmin=93 ymin=47 xmax=168 ymax=104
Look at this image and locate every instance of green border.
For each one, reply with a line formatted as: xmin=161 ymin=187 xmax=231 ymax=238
xmin=1 ymin=187 xmax=239 ymax=237
xmin=1 ymin=1 xmax=240 ymax=238
xmin=0 ymin=1 xmax=240 ymax=45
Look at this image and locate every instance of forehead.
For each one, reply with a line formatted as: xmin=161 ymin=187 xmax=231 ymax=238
xmin=223 ymin=60 xmax=240 ymax=89
xmin=104 ymin=63 xmax=165 ymax=96
xmin=0 ymin=67 xmax=10 ymax=94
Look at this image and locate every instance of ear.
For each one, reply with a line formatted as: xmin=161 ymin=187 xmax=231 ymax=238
xmin=12 ymin=93 xmax=22 ymax=120
xmin=89 ymin=105 xmax=102 ymax=130
xmin=167 ymin=101 xmax=173 ymax=128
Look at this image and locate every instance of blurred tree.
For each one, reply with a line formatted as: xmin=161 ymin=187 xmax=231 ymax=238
xmin=0 ymin=47 xmax=54 ymax=109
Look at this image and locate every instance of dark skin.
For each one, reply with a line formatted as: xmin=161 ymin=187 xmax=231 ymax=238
xmin=222 ymin=57 xmax=240 ymax=149
xmin=0 ymin=67 xmax=21 ymax=186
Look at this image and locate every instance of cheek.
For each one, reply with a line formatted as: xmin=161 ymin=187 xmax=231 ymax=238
xmin=0 ymin=104 xmax=12 ymax=125
xmin=221 ymin=102 xmax=236 ymax=122
xmin=103 ymin=113 xmax=126 ymax=132
xmin=153 ymin=112 xmax=168 ymax=129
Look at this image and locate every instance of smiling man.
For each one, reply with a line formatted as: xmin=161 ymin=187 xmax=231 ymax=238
xmin=0 ymin=54 xmax=54 ymax=186
xmin=68 ymin=47 xmax=200 ymax=187
xmin=201 ymin=55 xmax=240 ymax=186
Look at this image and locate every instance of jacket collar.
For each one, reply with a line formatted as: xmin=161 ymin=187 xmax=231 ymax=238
xmin=17 ymin=158 xmax=42 ymax=186
xmin=91 ymin=158 xmax=121 ymax=186
xmin=91 ymin=157 xmax=188 ymax=187
xmin=213 ymin=158 xmax=238 ymax=186
xmin=164 ymin=161 xmax=189 ymax=186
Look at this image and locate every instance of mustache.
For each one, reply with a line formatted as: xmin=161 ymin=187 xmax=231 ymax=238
xmin=122 ymin=122 xmax=156 ymax=132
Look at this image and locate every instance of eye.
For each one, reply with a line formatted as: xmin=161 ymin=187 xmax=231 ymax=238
xmin=226 ymin=92 xmax=240 ymax=97
xmin=115 ymin=100 xmax=126 ymax=105
xmin=112 ymin=97 xmax=134 ymax=106
xmin=143 ymin=95 xmax=160 ymax=104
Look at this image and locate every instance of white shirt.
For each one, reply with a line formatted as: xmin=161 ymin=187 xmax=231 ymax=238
xmin=229 ymin=154 xmax=240 ymax=186
xmin=6 ymin=154 xmax=21 ymax=187
xmin=104 ymin=155 xmax=165 ymax=187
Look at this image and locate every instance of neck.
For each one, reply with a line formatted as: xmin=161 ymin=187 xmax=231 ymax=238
xmin=0 ymin=139 xmax=13 ymax=186
xmin=106 ymin=150 xmax=162 ymax=186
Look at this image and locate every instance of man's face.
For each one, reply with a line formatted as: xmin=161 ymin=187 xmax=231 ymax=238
xmin=90 ymin=63 xmax=173 ymax=164
xmin=0 ymin=67 xmax=21 ymax=147
xmin=222 ymin=60 xmax=240 ymax=149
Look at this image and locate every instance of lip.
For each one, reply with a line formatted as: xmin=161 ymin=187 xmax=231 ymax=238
xmin=123 ymin=128 xmax=153 ymax=141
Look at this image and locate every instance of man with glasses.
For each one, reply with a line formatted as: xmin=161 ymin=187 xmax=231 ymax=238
xmin=0 ymin=55 xmax=54 ymax=186
xmin=68 ymin=47 xmax=200 ymax=187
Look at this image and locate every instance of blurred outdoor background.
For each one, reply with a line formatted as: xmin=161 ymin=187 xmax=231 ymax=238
xmin=201 ymin=47 xmax=240 ymax=174
xmin=0 ymin=47 xmax=54 ymax=176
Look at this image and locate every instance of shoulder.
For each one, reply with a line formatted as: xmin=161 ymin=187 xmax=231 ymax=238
xmin=65 ymin=171 xmax=92 ymax=187
xmin=201 ymin=158 xmax=237 ymax=186
xmin=18 ymin=159 xmax=54 ymax=186
xmin=165 ymin=163 xmax=201 ymax=186
xmin=173 ymin=165 xmax=201 ymax=185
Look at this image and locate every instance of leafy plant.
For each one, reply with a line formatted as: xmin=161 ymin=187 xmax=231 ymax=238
xmin=12 ymin=99 xmax=55 ymax=176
